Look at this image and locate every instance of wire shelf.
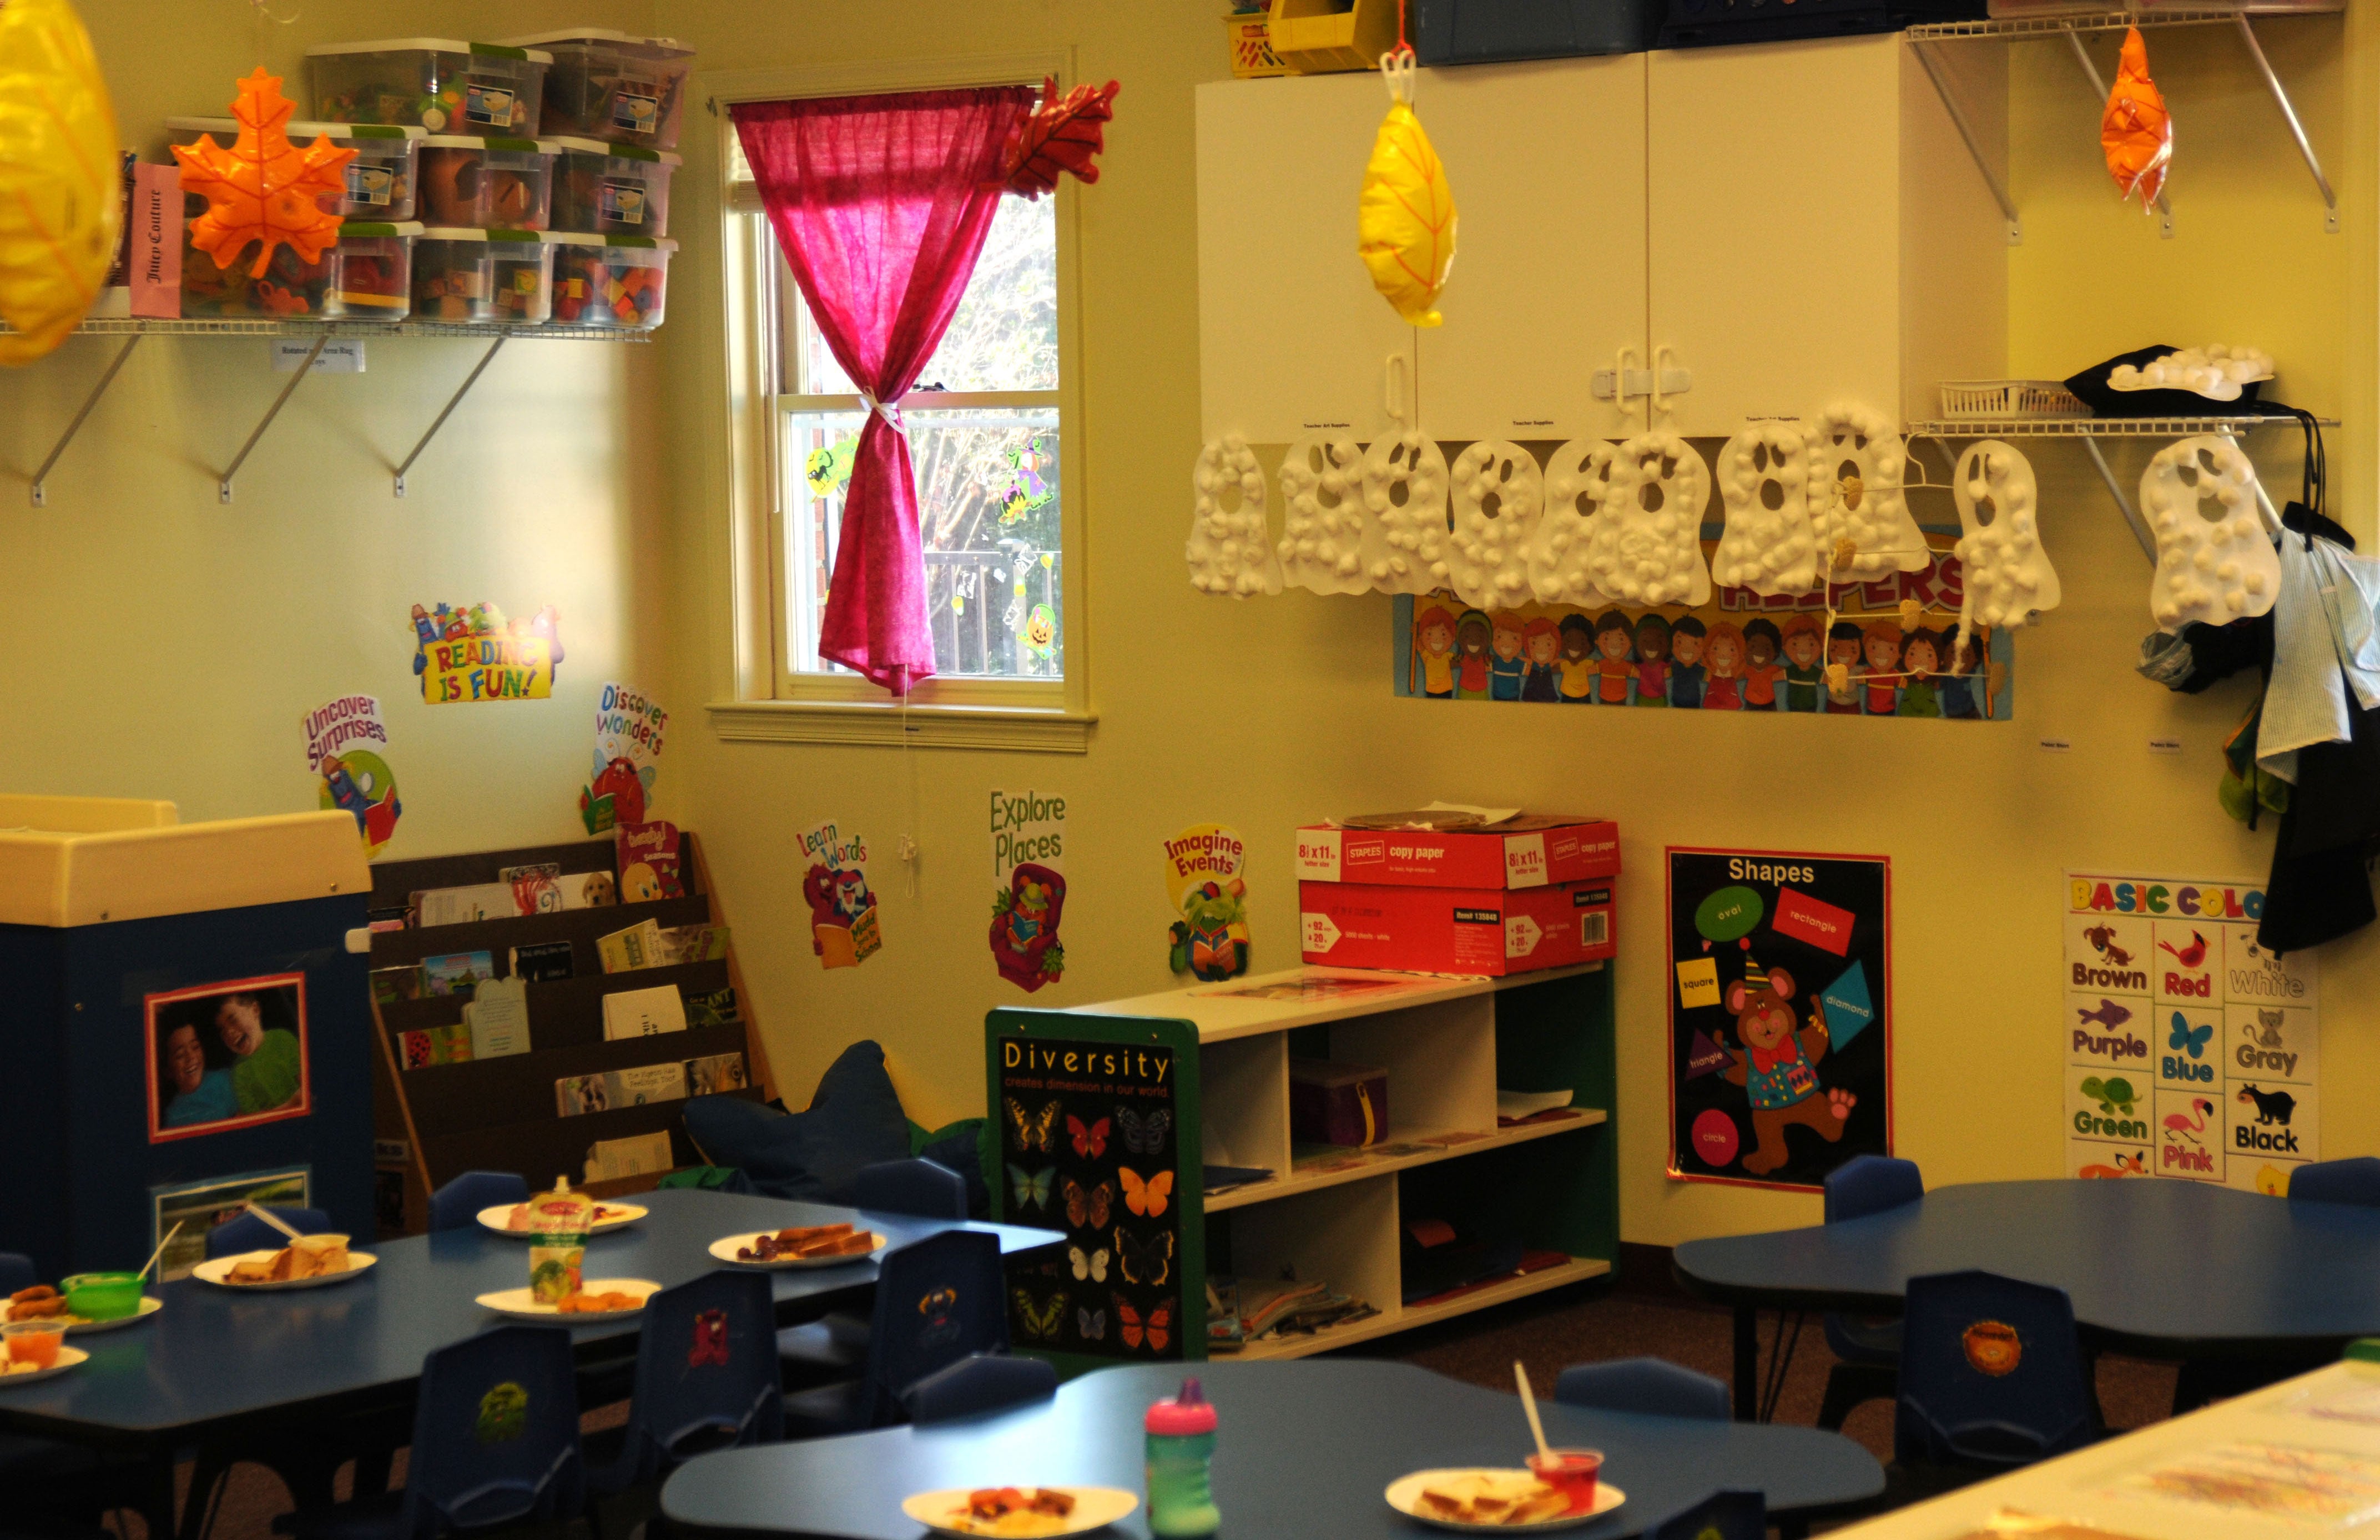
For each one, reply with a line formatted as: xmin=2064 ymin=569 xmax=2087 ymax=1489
xmin=2 ymin=318 xmax=651 ymax=341
xmin=1907 ymin=415 xmax=2333 ymax=438
xmin=1906 ymin=7 xmax=2339 ymax=39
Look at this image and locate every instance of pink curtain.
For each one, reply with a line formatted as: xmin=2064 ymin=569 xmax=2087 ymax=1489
xmin=733 ymin=88 xmax=1033 ymax=693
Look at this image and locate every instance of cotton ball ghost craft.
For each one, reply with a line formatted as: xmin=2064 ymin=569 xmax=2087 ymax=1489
xmin=0 ymin=0 xmax=122 ymax=363
xmin=2142 ymin=436 xmax=2277 ymax=632
xmin=1952 ymin=441 xmax=2060 ymax=647
xmin=1187 ymin=435 xmax=1284 ymax=597
xmin=1808 ymin=403 xmax=1928 ymax=579
xmin=1444 ymin=441 xmax=1544 ymax=609
xmin=2102 ymin=27 xmax=2172 ymax=210
xmin=1526 ymin=437 xmax=1620 ymax=606
xmin=1357 ymin=52 xmax=1455 ymax=327
xmin=1579 ymin=433 xmax=1711 ymax=607
xmin=2110 ymin=345 xmax=2274 ymax=403
xmin=1713 ymin=423 xmax=1819 ymax=597
xmin=1277 ymin=432 xmax=1374 ymax=595
xmin=1362 ymin=430 xmax=1453 ymax=595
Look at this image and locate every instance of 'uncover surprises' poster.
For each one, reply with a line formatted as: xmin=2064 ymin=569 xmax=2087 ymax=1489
xmin=302 ymin=695 xmax=399 ymax=857
xmin=991 ymin=790 xmax=1067 ymax=992
xmin=1668 ymin=849 xmax=1892 ymax=1190
xmin=800 ymin=819 xmax=881 ymax=969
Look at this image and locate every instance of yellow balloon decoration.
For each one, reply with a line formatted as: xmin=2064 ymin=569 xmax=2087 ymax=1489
xmin=1357 ymin=53 xmax=1455 ymax=329
xmin=0 ymin=0 xmax=120 ymax=365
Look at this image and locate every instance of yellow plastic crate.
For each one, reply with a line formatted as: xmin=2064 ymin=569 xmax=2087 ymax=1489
xmin=1224 ymin=12 xmax=1289 ymax=77
xmin=1268 ymin=0 xmax=1401 ymax=74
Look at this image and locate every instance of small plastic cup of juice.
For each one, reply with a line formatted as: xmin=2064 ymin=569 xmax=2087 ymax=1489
xmin=1525 ymin=1448 xmax=1604 ymax=1514
xmin=4 ymin=1321 xmax=66 ymax=1370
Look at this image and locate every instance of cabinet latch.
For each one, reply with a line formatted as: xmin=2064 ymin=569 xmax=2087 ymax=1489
xmin=1590 ymin=367 xmax=1692 ymax=401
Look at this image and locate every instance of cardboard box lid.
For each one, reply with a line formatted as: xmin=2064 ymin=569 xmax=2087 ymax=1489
xmin=0 ymin=803 xmax=369 ymax=927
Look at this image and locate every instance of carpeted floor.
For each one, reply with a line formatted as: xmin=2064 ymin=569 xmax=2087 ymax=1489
xmin=92 ymin=1278 xmax=2180 ymax=1540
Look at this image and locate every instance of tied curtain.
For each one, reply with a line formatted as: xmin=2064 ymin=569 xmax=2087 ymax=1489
xmin=733 ymin=87 xmax=1035 ymax=693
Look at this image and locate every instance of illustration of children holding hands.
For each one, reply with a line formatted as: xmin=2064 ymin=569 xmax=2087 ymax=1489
xmin=1860 ymin=620 xmax=1903 ymax=715
xmin=1741 ymin=618 xmax=1786 ymax=711
xmin=1521 ymin=617 xmax=1562 ymax=702
xmin=1897 ymin=627 xmax=1942 ymax=718
xmin=1633 ymin=613 xmax=1672 ymax=708
xmin=1454 ymin=609 xmax=1494 ymax=700
xmin=1668 ymin=617 xmax=1708 ymax=708
xmin=1779 ymin=617 xmax=1826 ymax=711
xmin=1415 ymin=605 xmax=1457 ymax=699
xmin=1824 ymin=621 xmax=1864 ymax=714
xmin=1702 ymin=621 xmax=1746 ymax=710
xmin=1557 ymin=615 xmax=1596 ymax=703
xmin=1489 ymin=612 xmax=1527 ymax=701
xmin=1592 ymin=610 xmax=1635 ymax=704
xmin=1939 ymin=632 xmax=1983 ymax=719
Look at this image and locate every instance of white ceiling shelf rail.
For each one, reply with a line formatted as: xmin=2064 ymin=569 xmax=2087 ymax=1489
xmin=1905 ymin=9 xmax=2341 ymax=237
xmin=1907 ymin=413 xmax=2333 ymax=561
xmin=7 ymin=318 xmax=649 ymax=508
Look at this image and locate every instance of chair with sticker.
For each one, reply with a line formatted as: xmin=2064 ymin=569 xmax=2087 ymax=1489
xmin=778 ymin=1158 xmax=969 ymax=1387
xmin=781 ymin=1230 xmax=1009 ymax=1438
xmin=1889 ymin=1269 xmax=2096 ymax=1501
xmin=274 ymin=1325 xmax=586 ymax=1540
xmin=1554 ymin=1358 xmax=1729 ymax=1422
xmin=1648 ymin=1490 xmax=1765 ymax=1540
xmin=1814 ymin=1155 xmax=1924 ymax=1432
xmin=902 ymin=1352 xmax=1060 ymax=1425
xmin=203 ymin=1206 xmax=332 ymax=1259
xmin=428 ymin=1172 xmax=531 ymax=1233
xmin=2290 ymin=1156 xmax=2380 ymax=1208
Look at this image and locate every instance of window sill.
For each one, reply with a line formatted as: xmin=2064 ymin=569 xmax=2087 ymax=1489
xmin=706 ymin=700 xmax=1095 ymax=754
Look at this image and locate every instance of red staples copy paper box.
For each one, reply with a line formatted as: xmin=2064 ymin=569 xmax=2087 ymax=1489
xmin=1297 ymin=878 xmax=1616 ymax=976
xmin=1294 ymin=816 xmax=1620 ymax=891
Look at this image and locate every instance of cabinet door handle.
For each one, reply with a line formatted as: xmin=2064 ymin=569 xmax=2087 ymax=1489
xmin=1614 ymin=346 xmax=1642 ymax=425
xmin=1385 ymin=353 xmax=1410 ymax=426
xmin=1651 ymin=345 xmax=1686 ymax=418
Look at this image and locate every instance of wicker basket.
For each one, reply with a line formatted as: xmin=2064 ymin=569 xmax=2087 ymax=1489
xmin=1224 ymin=11 xmax=1290 ymax=77
xmin=1268 ymin=0 xmax=1401 ymax=73
xmin=1938 ymin=380 xmax=2090 ymax=418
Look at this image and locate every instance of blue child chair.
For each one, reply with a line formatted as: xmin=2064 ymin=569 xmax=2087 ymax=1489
xmin=902 ymin=1352 xmax=1059 ymax=1426
xmin=591 ymin=1270 xmax=784 ymax=1491
xmin=1816 ymin=1155 xmax=1924 ymax=1431
xmin=1553 ymin=1358 xmax=1729 ymax=1422
xmin=274 ymin=1325 xmax=586 ymax=1540
xmin=782 ymin=1229 xmax=1009 ymax=1436
xmin=204 ymin=1207 xmax=332 ymax=1259
xmin=428 ymin=1172 xmax=531 ymax=1233
xmin=2290 ymin=1157 xmax=2380 ymax=1208
xmin=1894 ymin=1269 xmax=2095 ymax=1473
xmin=780 ymin=1158 xmax=972 ymax=1386
xmin=1650 ymin=1490 xmax=1765 ymax=1540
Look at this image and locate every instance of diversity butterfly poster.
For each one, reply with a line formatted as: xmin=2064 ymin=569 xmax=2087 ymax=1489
xmin=1667 ymin=849 xmax=1892 ymax=1192
xmin=2063 ymin=871 xmax=2320 ymax=1192
xmin=992 ymin=1021 xmax=1193 ymax=1364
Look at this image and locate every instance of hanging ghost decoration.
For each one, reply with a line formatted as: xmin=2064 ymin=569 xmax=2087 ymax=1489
xmin=1808 ymin=403 xmax=1928 ymax=580
xmin=1444 ymin=440 xmax=1544 ymax=609
xmin=1362 ymin=429 xmax=1452 ymax=595
xmin=1526 ymin=437 xmax=1620 ymax=606
xmin=1187 ymin=435 xmax=1283 ymax=597
xmin=1580 ymin=432 xmax=1711 ymax=608
xmin=2142 ymin=436 xmax=2277 ymax=632
xmin=1712 ymin=423 xmax=1820 ymax=597
xmin=1277 ymin=431 xmax=1374 ymax=595
xmin=1953 ymin=440 xmax=2060 ymax=645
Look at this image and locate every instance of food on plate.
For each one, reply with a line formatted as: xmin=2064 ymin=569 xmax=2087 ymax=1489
xmin=941 ymin=1488 xmax=1079 ymax=1537
xmin=6 ymin=1286 xmax=69 ymax=1322
xmin=555 ymin=1289 xmax=643 ymax=1313
xmin=3 ymin=1323 xmax=65 ymax=1369
xmin=734 ymin=1224 xmax=875 ymax=1262
xmin=1417 ymin=1475 xmax=1572 ymax=1526
xmin=504 ymin=1201 xmax=628 ymax=1230
xmin=226 ymin=1235 xmax=350 ymax=1284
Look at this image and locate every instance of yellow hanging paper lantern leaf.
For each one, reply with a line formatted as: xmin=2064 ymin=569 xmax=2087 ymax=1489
xmin=1357 ymin=62 xmax=1456 ymax=329
xmin=172 ymin=68 xmax=356 ymax=281
xmin=0 ymin=0 xmax=122 ymax=365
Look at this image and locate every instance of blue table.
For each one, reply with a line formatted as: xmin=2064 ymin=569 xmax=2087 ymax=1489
xmin=0 ymin=1191 xmax=1059 ymax=1529
xmin=659 ymin=1360 xmax=1884 ymax=1539
xmin=1673 ymin=1179 xmax=2380 ymax=1420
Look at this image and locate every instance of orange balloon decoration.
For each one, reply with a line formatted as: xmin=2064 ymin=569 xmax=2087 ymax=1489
xmin=1003 ymin=75 xmax=1120 ymax=200
xmin=171 ymin=68 xmax=356 ymax=280
xmin=2101 ymin=27 xmax=2172 ymax=210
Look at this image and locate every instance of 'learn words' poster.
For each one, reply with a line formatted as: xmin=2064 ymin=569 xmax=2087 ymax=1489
xmin=991 ymin=790 xmax=1068 ymax=993
xmin=2064 ymin=872 xmax=2318 ymax=1192
xmin=1668 ymin=849 xmax=1892 ymax=1191
xmin=409 ymin=602 xmax=562 ymax=704
xmin=303 ymin=695 xmax=399 ymax=857
xmin=582 ymin=682 xmax=667 ymax=833
xmin=800 ymin=819 xmax=881 ymax=970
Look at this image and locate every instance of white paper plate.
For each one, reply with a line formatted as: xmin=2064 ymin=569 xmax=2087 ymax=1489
xmin=899 ymin=1487 xmax=1138 ymax=1537
xmin=475 ymin=1203 xmax=647 ymax=1238
xmin=1384 ymin=1470 xmax=1624 ymax=1532
xmin=190 ymin=1252 xmax=379 ymax=1291
xmin=708 ymin=1231 xmax=886 ymax=1270
xmin=476 ymin=1279 xmax=660 ymax=1321
xmin=64 ymin=1296 xmax=163 ymax=1334
xmin=0 ymin=1346 xmax=89 ymax=1387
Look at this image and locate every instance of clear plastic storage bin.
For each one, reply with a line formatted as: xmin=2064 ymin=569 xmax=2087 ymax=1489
xmin=180 ymin=222 xmax=419 ymax=320
xmin=415 ymin=229 xmax=553 ymax=323
xmin=166 ymin=118 xmax=425 ymax=220
xmin=551 ymin=234 xmax=674 ymax=329
xmin=307 ymin=39 xmax=552 ymax=134
xmin=548 ymin=138 xmax=679 ymax=237
xmin=496 ymin=29 xmax=695 ymax=150
xmin=488 ymin=230 xmax=557 ymax=325
xmin=418 ymin=137 xmax=555 ymax=229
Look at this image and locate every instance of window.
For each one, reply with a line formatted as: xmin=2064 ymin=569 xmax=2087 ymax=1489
xmin=717 ymin=67 xmax=1087 ymax=750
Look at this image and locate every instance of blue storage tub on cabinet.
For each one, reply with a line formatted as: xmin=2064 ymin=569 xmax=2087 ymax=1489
xmin=1416 ymin=0 xmax=1661 ymax=62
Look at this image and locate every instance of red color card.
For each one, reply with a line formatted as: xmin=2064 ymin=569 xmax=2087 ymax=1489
xmin=1773 ymin=887 xmax=1857 ymax=956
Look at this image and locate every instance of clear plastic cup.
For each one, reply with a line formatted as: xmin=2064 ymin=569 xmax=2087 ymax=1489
xmin=4 ymin=1321 xmax=66 ymax=1369
xmin=1526 ymin=1449 xmax=1604 ymax=1515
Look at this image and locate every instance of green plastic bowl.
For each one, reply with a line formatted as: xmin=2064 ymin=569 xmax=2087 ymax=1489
xmin=60 ymin=1271 xmax=143 ymax=1321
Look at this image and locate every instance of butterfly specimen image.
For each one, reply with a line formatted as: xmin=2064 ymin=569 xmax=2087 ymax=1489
xmin=1115 ymin=1292 xmax=1174 ymax=1352
xmin=1069 ymin=1245 xmax=1110 ymax=1283
xmin=1005 ymin=1096 xmax=1060 ymax=1152
xmin=1012 ymin=1286 xmax=1067 ymax=1340
xmin=1116 ymin=1105 xmax=1172 ymax=1155
xmin=1064 ymin=1178 xmax=1114 ymax=1230
xmin=1076 ymin=1305 xmax=1107 ymax=1342
xmin=1119 ymin=1165 xmax=1174 ymax=1219
xmin=1115 ymin=1225 xmax=1175 ymax=1287
xmin=1007 ymin=1163 xmax=1055 ymax=1211
xmin=1068 ymin=1113 xmax=1111 ymax=1160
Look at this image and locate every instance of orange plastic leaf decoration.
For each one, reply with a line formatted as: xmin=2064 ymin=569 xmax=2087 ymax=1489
xmin=2102 ymin=28 xmax=2172 ymax=210
xmin=1002 ymin=75 xmax=1120 ymax=200
xmin=171 ymin=68 xmax=355 ymax=279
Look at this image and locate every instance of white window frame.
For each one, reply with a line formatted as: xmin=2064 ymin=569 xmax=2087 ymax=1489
xmin=708 ymin=49 xmax=1092 ymax=754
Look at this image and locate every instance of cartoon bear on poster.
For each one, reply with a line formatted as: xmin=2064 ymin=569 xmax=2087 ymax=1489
xmin=1720 ymin=961 xmax=1858 ymax=1176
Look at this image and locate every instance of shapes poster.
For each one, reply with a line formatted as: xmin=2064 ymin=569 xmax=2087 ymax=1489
xmin=800 ymin=819 xmax=881 ymax=970
xmin=2064 ymin=872 xmax=2318 ymax=1192
xmin=990 ymin=790 xmax=1067 ymax=993
xmin=409 ymin=601 xmax=562 ymax=704
xmin=1394 ymin=532 xmax=2011 ymax=719
xmin=582 ymin=682 xmax=667 ymax=834
xmin=302 ymin=694 xmax=399 ymax=856
xmin=1668 ymin=849 xmax=1892 ymax=1190
xmin=1163 ymin=824 xmax=1249 ymax=982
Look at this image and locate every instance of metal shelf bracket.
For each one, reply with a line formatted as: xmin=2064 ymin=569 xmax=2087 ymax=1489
xmin=2232 ymin=14 xmax=2340 ymax=233
xmin=2063 ymin=32 xmax=2174 ymax=239
xmin=394 ymin=337 xmax=507 ymax=498
xmin=218 ymin=334 xmax=328 ymax=503
xmin=29 ymin=335 xmax=142 ymax=507
xmin=1910 ymin=39 xmax=2023 ymax=245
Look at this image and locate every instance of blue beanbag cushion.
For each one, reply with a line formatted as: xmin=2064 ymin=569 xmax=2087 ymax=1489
xmin=683 ymin=1040 xmax=911 ymax=1203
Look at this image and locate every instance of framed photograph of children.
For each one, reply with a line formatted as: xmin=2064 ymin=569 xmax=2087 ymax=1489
xmin=145 ymin=974 xmax=311 ymax=1143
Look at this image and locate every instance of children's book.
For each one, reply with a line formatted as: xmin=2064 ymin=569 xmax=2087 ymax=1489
xmin=422 ymin=951 xmax=495 ymax=998
xmin=509 ymin=941 xmax=575 ymax=983
xmin=602 ymin=983 xmax=687 ymax=1040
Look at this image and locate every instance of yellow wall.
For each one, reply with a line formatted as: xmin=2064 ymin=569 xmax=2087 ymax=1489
xmin=0 ymin=0 xmax=669 ymax=854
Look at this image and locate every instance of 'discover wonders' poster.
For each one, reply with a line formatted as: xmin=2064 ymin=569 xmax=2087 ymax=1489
xmin=1668 ymin=848 xmax=1892 ymax=1191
